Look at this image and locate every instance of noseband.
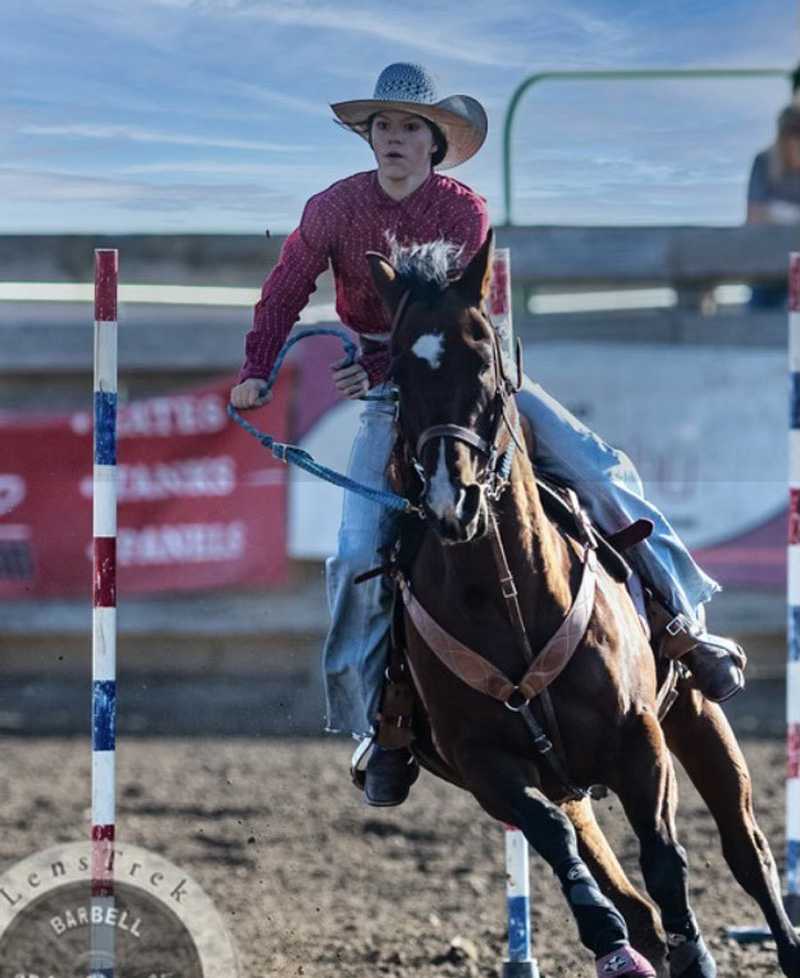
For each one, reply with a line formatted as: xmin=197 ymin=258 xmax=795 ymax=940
xmin=392 ymin=290 xmax=523 ymax=504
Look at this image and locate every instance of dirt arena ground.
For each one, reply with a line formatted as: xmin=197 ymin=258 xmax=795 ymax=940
xmin=0 ymin=735 xmax=788 ymax=977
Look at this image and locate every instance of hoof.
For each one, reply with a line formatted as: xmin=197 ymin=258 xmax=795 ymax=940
xmin=669 ymin=936 xmax=716 ymax=978
xmin=596 ymin=945 xmax=656 ymax=977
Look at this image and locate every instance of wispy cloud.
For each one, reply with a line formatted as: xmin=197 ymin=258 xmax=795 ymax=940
xmin=169 ymin=0 xmax=537 ymax=68
xmin=121 ymin=160 xmax=333 ymax=179
xmin=0 ymin=166 xmax=286 ymax=213
xmin=19 ymin=123 xmax=310 ymax=153
xmin=554 ymin=2 xmax=632 ymax=45
xmin=218 ymin=80 xmax=330 ymax=118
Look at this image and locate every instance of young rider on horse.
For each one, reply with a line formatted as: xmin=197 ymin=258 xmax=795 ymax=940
xmin=230 ymin=63 xmax=745 ymax=807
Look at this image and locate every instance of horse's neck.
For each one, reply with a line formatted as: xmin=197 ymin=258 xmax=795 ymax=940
xmin=507 ymin=450 xmax=575 ymax=596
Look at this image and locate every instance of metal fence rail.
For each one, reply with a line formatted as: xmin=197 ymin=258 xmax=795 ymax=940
xmin=502 ymin=68 xmax=790 ymax=225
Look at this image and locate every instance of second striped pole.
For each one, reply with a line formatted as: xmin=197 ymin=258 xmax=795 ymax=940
xmin=788 ymin=250 xmax=800 ymax=925
xmin=91 ymin=247 xmax=118 ymax=977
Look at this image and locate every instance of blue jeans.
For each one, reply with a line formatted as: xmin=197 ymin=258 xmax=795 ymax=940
xmin=322 ymin=376 xmax=720 ymax=738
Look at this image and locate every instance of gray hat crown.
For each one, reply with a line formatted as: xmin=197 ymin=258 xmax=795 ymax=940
xmin=373 ymin=63 xmax=439 ymax=105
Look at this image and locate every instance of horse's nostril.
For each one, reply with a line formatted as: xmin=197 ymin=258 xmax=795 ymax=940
xmin=462 ymin=484 xmax=482 ymax=524
xmin=423 ymin=481 xmax=484 ymax=543
xmin=429 ymin=486 xmax=484 ymax=544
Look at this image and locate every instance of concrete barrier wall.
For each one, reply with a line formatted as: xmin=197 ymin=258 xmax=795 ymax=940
xmin=2 ymin=225 xmax=796 ymax=286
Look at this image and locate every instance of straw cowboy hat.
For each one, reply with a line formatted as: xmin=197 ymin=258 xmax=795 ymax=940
xmin=331 ymin=63 xmax=488 ymax=170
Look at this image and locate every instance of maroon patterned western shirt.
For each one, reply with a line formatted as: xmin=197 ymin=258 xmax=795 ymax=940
xmin=238 ymin=169 xmax=490 ymax=388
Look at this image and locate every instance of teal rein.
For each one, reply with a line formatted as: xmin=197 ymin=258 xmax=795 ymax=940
xmin=228 ymin=325 xmax=518 ymax=516
xmin=226 ymin=327 xmax=416 ymax=514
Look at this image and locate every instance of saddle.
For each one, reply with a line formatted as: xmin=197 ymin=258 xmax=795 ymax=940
xmin=535 ymin=477 xmax=653 ymax=585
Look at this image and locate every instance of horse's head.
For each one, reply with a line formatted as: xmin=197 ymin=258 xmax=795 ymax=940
xmin=369 ymin=230 xmax=518 ymax=544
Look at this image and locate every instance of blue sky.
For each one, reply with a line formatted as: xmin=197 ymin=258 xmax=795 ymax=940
xmin=4 ymin=0 xmax=798 ymax=232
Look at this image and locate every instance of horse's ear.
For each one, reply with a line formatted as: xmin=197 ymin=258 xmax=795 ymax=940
xmin=455 ymin=229 xmax=494 ymax=308
xmin=367 ymin=252 xmax=405 ymax=315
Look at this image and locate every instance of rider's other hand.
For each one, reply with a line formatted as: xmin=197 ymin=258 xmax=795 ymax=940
xmin=330 ymin=357 xmax=369 ymax=400
xmin=230 ymin=378 xmax=271 ymax=409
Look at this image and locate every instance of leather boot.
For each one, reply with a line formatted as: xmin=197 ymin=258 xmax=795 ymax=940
xmin=363 ymin=745 xmax=420 ymax=807
xmin=646 ymin=597 xmax=746 ymax=703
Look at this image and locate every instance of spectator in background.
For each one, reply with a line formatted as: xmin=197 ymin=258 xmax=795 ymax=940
xmin=747 ymin=103 xmax=800 ymax=307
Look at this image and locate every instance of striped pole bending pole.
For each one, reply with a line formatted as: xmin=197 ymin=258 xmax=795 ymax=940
xmin=489 ymin=251 xmax=538 ymax=977
xmin=502 ymin=825 xmax=539 ymax=978
xmin=489 ymin=246 xmax=515 ymax=367
xmin=91 ymin=248 xmax=118 ymax=977
xmin=788 ymin=250 xmax=800 ymax=925
xmin=725 ymin=255 xmax=800 ymax=942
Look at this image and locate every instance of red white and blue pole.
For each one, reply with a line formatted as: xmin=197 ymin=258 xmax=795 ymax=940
xmin=502 ymin=825 xmax=539 ymax=978
xmin=91 ymin=248 xmax=118 ymax=977
xmin=788 ymin=251 xmax=800 ymax=924
xmin=491 ymin=248 xmax=539 ymax=978
xmin=727 ymin=254 xmax=800 ymax=943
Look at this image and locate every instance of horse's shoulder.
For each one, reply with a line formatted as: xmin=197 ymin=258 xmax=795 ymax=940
xmin=588 ymin=566 xmax=654 ymax=690
xmin=592 ymin=567 xmax=638 ymax=636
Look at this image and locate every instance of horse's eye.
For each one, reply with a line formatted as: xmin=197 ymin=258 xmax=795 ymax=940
xmin=469 ymin=317 xmax=490 ymax=342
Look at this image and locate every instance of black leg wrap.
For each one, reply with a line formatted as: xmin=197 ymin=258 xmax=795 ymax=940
xmin=667 ymin=935 xmax=717 ymax=978
xmin=556 ymin=857 xmax=628 ymax=957
xmin=513 ymin=795 xmax=628 ymax=959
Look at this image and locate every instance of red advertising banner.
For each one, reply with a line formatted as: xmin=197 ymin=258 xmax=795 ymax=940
xmin=0 ymin=374 xmax=292 ymax=597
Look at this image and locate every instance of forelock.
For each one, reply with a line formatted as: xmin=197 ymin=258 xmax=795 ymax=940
xmin=385 ymin=232 xmax=464 ymax=293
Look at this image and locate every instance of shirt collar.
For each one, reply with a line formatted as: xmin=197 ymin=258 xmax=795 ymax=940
xmin=370 ymin=169 xmax=436 ymax=212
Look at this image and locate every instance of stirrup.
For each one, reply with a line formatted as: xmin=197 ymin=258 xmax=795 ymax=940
xmin=350 ymin=736 xmax=375 ymax=790
xmin=646 ymin=595 xmax=704 ymax=661
xmin=665 ymin=612 xmax=703 ymax=641
xmin=665 ymin=615 xmax=748 ymax=672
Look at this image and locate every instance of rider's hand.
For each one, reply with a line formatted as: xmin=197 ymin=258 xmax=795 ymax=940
xmin=331 ymin=356 xmax=369 ymax=399
xmin=230 ymin=378 xmax=271 ymax=410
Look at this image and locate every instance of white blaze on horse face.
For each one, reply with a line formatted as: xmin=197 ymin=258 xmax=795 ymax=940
xmin=426 ymin=439 xmax=463 ymax=521
xmin=411 ymin=332 xmax=444 ymax=370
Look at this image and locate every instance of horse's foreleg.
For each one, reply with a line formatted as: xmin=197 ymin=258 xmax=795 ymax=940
xmin=663 ymin=684 xmax=800 ymax=978
xmin=615 ymin=711 xmax=716 ymax=978
xmin=459 ymin=748 xmax=656 ymax=977
xmin=565 ymin=796 xmax=668 ymax=977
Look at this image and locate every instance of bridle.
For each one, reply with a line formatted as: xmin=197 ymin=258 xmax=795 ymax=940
xmin=391 ymin=289 xmax=525 ymax=506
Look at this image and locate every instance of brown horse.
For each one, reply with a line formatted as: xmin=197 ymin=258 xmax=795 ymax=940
xmin=367 ymin=231 xmax=800 ymax=978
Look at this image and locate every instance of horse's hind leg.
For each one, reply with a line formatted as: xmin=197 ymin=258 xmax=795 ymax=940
xmin=461 ymin=748 xmax=656 ymax=976
xmin=662 ymin=684 xmax=800 ymax=978
xmin=565 ymin=796 xmax=669 ymax=977
xmin=614 ymin=710 xmax=716 ymax=978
